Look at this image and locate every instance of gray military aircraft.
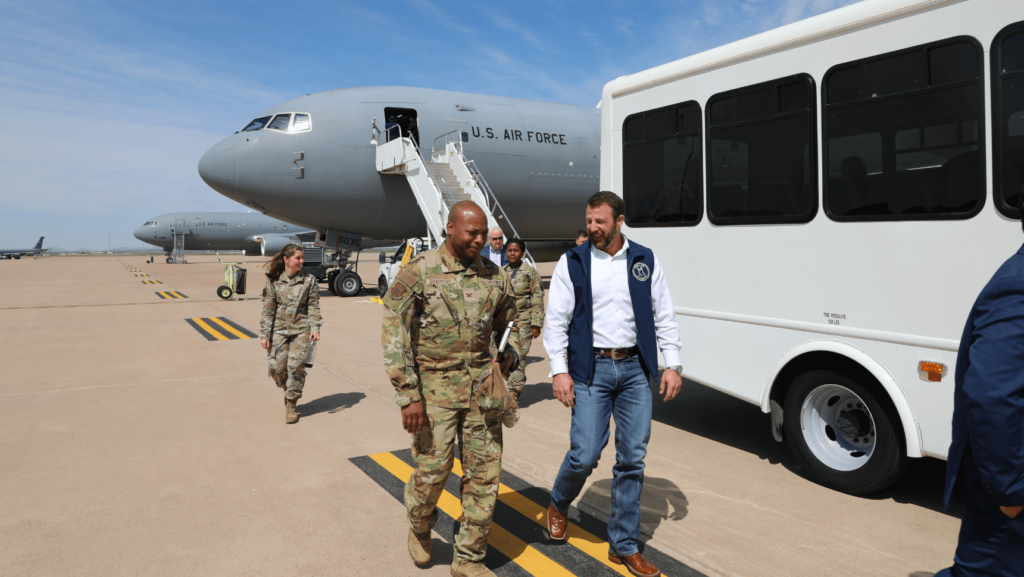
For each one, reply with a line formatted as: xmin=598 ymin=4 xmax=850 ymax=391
xmin=197 ymin=86 xmax=601 ymax=251
xmin=1 ymin=237 xmax=48 ymax=259
xmin=133 ymin=212 xmax=314 ymax=263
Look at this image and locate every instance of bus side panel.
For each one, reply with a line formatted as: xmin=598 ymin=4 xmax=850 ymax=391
xmin=679 ymin=315 xmax=803 ymax=405
xmin=861 ymin=342 xmax=957 ymax=459
xmin=682 ymin=315 xmax=957 ymax=459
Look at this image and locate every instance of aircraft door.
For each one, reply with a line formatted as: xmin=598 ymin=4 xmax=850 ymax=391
xmin=383 ymin=107 xmax=419 ymax=146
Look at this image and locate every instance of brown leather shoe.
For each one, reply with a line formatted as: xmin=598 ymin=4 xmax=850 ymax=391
xmin=608 ymin=551 xmax=660 ymax=577
xmin=547 ymin=504 xmax=567 ymax=541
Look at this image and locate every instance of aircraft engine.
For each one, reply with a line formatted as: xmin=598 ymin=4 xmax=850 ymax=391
xmin=259 ymin=235 xmax=298 ymax=256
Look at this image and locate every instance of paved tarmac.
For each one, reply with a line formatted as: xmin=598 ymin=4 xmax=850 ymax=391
xmin=0 ymin=254 xmax=960 ymax=576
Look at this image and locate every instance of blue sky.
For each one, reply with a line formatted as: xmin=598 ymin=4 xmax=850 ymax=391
xmin=0 ymin=0 xmax=859 ymax=250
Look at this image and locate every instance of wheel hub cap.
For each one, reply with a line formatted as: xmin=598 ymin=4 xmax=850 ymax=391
xmin=800 ymin=384 xmax=877 ymax=471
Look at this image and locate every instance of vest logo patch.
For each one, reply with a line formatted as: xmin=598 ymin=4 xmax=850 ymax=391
xmin=632 ymin=262 xmax=650 ymax=282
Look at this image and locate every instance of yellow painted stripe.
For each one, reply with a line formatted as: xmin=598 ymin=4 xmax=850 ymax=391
xmin=157 ymin=292 xmax=170 ymax=299
xmin=369 ymin=452 xmax=576 ymax=577
xmin=191 ymin=318 xmax=229 ymax=341
xmin=449 ymin=460 xmax=635 ymax=577
xmin=208 ymin=317 xmax=250 ymax=339
xmin=170 ymin=291 xmax=186 ymax=299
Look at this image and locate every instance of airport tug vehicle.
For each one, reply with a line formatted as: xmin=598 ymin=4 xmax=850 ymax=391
xmin=377 ymin=238 xmax=429 ymax=296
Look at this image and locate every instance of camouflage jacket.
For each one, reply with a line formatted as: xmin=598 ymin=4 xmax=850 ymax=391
xmin=381 ymin=241 xmax=522 ymax=408
xmin=260 ymin=271 xmax=322 ymax=339
xmin=502 ymin=261 xmax=545 ymax=331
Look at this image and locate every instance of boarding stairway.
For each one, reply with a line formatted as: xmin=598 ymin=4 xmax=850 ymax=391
xmin=169 ymin=218 xmax=186 ymax=264
xmin=372 ymin=120 xmax=534 ymax=267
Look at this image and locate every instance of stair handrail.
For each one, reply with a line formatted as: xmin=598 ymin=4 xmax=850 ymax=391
xmin=373 ymin=118 xmax=460 ymax=244
xmin=408 ymin=134 xmax=462 ymax=232
xmin=462 ymin=159 xmax=534 ymax=266
xmin=432 ymin=130 xmax=466 ymax=158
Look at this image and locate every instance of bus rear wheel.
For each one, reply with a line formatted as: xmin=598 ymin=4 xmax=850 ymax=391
xmin=783 ymin=370 xmax=908 ymax=495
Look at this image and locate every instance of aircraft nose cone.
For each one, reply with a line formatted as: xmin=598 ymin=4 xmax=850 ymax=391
xmin=133 ymin=227 xmax=145 ymax=241
xmin=198 ymin=136 xmax=238 ymax=199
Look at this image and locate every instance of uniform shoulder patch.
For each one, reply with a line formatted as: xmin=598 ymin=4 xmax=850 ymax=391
xmin=383 ymin=266 xmax=421 ymax=314
xmin=396 ymin=268 xmax=418 ymax=288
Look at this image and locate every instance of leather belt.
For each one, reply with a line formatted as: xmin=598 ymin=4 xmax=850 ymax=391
xmin=594 ymin=346 xmax=639 ymax=360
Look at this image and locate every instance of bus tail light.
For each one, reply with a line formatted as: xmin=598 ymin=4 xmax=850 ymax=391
xmin=919 ymin=361 xmax=947 ymax=382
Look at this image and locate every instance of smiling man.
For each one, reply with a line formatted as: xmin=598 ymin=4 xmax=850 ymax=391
xmin=543 ymin=191 xmax=683 ymax=577
xmin=381 ymin=200 xmax=522 ymax=577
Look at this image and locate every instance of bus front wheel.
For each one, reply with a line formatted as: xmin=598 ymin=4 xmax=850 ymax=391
xmin=783 ymin=370 xmax=908 ymax=495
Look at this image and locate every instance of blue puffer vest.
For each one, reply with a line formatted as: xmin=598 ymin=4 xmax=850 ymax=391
xmin=565 ymin=239 xmax=658 ymax=385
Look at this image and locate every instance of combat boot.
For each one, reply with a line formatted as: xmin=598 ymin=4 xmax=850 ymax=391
xmin=285 ymin=397 xmax=298 ymax=424
xmin=451 ymin=558 xmax=495 ymax=577
xmin=408 ymin=510 xmax=438 ymax=565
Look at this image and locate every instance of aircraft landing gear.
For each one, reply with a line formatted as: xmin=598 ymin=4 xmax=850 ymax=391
xmin=333 ymin=271 xmax=362 ymax=297
xmin=166 ymin=256 xmax=174 ymax=264
xmin=326 ymin=270 xmax=340 ymax=296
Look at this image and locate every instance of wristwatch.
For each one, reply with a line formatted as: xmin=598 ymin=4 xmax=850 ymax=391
xmin=666 ymin=365 xmax=683 ymax=376
xmin=503 ymin=349 xmax=520 ymax=373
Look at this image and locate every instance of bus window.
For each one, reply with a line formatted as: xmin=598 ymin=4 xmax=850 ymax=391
xmin=824 ymin=37 xmax=984 ymax=221
xmin=622 ymin=101 xmax=703 ymax=227
xmin=705 ymin=74 xmax=817 ymax=225
xmin=993 ymin=22 xmax=1024 ymax=217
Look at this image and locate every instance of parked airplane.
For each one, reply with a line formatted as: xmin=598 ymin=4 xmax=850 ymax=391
xmin=197 ymin=86 xmax=601 ymax=251
xmin=133 ymin=212 xmax=314 ymax=263
xmin=1 ymin=237 xmax=48 ymax=259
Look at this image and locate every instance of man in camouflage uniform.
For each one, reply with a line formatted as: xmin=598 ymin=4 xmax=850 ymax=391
xmin=260 ymin=260 xmax=322 ymax=424
xmin=502 ymin=242 xmax=545 ymax=401
xmin=381 ymin=201 xmax=522 ymax=577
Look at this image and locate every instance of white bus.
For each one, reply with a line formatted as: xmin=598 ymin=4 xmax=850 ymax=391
xmin=600 ymin=0 xmax=1024 ymax=494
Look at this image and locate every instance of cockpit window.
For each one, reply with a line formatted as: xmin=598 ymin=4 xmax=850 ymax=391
xmin=242 ymin=116 xmax=272 ymax=132
xmin=292 ymin=113 xmax=311 ymax=132
xmin=143 ymin=221 xmax=158 ymax=227
xmin=267 ymin=114 xmax=292 ymax=132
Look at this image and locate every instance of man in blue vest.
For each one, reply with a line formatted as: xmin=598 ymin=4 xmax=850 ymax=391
xmin=543 ymin=191 xmax=682 ymax=577
xmin=935 ymin=210 xmax=1024 ymax=576
xmin=385 ymin=115 xmax=400 ymax=142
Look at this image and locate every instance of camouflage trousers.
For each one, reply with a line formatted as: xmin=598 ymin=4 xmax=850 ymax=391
xmin=267 ymin=332 xmax=309 ymax=400
xmin=506 ymin=331 xmax=532 ymax=401
xmin=406 ymin=403 xmax=503 ymax=563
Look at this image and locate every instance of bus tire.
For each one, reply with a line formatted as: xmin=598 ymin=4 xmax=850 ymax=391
xmin=335 ymin=271 xmax=361 ymax=297
xmin=378 ymin=275 xmax=388 ymax=296
xmin=783 ymin=370 xmax=909 ymax=495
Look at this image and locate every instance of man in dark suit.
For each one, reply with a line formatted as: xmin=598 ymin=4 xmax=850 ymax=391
xmin=937 ymin=212 xmax=1024 ymax=576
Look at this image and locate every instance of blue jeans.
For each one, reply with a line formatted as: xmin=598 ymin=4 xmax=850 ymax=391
xmin=550 ymin=355 xmax=652 ymax=555
xmin=934 ymin=507 xmax=1024 ymax=577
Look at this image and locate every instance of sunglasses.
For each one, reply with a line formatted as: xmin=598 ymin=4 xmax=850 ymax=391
xmin=490 ymin=237 xmax=502 ymax=240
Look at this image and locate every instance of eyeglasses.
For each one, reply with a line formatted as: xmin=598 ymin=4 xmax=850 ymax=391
xmin=490 ymin=237 xmax=502 ymax=240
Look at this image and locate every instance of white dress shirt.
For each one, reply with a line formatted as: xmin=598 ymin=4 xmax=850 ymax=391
xmin=544 ymin=237 xmax=682 ymax=376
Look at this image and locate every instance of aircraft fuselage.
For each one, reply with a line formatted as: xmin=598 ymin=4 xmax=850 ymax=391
xmin=133 ymin=212 xmax=311 ymax=253
xmin=198 ymin=87 xmax=601 ymax=241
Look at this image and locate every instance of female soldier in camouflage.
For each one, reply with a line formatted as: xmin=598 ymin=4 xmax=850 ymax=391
xmin=502 ymin=239 xmax=544 ymax=400
xmin=259 ymin=244 xmax=322 ymax=424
